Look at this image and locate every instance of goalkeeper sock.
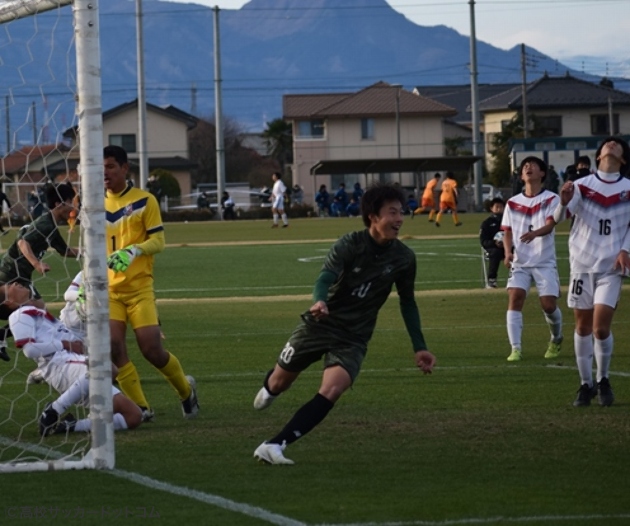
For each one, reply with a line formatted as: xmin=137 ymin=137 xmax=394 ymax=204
xmin=158 ymin=352 xmax=191 ymax=400
xmin=268 ymin=393 xmax=334 ymax=446
xmin=117 ymin=361 xmax=150 ymax=409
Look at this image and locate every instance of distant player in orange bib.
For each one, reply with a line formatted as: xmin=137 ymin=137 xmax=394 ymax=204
xmin=435 ymin=171 xmax=462 ymax=227
xmin=414 ymin=172 xmax=440 ymax=222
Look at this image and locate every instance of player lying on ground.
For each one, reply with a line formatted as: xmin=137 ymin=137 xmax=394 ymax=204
xmin=0 ymin=281 xmax=142 ymax=436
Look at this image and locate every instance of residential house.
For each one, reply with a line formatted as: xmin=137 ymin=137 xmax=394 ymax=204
xmin=284 ymin=81 xmax=479 ymax=204
xmin=478 ymin=73 xmax=630 ymax=173
xmin=0 ymin=144 xmax=71 ymax=218
xmin=59 ymin=100 xmax=198 ymax=198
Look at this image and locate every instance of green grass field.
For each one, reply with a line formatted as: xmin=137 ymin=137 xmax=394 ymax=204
xmin=1 ymin=215 xmax=630 ymax=526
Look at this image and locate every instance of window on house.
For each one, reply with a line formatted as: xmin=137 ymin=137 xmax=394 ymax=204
xmin=538 ymin=116 xmax=562 ymax=137
xmin=591 ymin=114 xmax=619 ymax=135
xmin=361 ymin=118 xmax=375 ymax=140
xmin=296 ymin=119 xmax=324 ymax=139
xmin=109 ymin=134 xmax=137 ymax=153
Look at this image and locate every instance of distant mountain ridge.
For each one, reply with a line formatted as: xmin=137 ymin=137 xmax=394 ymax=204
xmin=0 ymin=0 xmax=617 ymax=137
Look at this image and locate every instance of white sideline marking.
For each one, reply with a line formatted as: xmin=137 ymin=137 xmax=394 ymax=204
xmin=111 ymin=469 xmax=306 ymax=526
xmin=0 ymin=437 xmax=305 ymax=526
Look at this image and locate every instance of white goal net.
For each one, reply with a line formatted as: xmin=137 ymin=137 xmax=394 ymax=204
xmin=0 ymin=0 xmax=113 ymax=472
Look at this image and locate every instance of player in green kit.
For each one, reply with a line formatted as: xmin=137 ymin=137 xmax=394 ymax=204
xmin=253 ymin=183 xmax=436 ymax=465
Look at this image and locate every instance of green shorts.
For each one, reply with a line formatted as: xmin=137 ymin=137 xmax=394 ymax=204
xmin=276 ymin=321 xmax=367 ymax=382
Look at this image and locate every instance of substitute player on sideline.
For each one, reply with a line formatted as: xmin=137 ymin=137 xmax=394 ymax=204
xmin=271 ymin=171 xmax=289 ymax=228
xmin=553 ymin=137 xmax=630 ymax=407
xmin=104 ymin=145 xmax=199 ymax=420
xmin=252 ymin=183 xmax=435 ymax=465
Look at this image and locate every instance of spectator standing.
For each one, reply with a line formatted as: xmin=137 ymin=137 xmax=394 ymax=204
xmin=197 ymin=191 xmax=210 ymax=210
xmin=352 ymin=182 xmax=364 ymax=203
xmin=315 ymin=184 xmax=331 ymax=217
xmin=221 ymin=191 xmax=236 ymax=220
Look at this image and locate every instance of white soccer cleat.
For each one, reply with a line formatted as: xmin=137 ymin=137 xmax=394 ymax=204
xmin=253 ymin=441 xmax=294 ymax=465
xmin=181 ymin=375 xmax=200 ymax=419
xmin=27 ymin=368 xmax=45 ymax=385
xmin=253 ymin=387 xmax=277 ymax=410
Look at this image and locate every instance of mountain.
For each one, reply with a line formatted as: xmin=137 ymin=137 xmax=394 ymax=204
xmin=0 ymin=0 xmax=616 ymax=140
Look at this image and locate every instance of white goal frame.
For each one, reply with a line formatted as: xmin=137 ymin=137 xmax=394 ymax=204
xmin=0 ymin=0 xmax=113 ymax=472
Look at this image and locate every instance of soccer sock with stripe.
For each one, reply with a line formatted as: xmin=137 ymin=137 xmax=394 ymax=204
xmin=594 ymin=334 xmax=613 ymax=383
xmin=544 ymin=307 xmax=563 ymax=343
xmin=116 ymin=361 xmax=150 ymax=409
xmin=158 ymin=352 xmax=191 ymax=401
xmin=574 ymin=332 xmax=594 ymax=386
xmin=268 ymin=393 xmax=334 ymax=445
xmin=506 ymin=310 xmax=523 ymax=350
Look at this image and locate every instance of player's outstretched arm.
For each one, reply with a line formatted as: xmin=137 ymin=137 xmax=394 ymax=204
xmin=415 ymin=350 xmax=435 ymax=375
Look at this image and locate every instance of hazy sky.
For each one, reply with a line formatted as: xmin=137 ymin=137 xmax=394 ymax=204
xmin=166 ymin=0 xmax=629 ymax=78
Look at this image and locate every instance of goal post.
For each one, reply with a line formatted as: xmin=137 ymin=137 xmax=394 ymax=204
xmin=0 ymin=0 xmax=113 ymax=472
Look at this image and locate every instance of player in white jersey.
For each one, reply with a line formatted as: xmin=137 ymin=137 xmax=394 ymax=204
xmin=501 ymin=156 xmax=563 ymax=362
xmin=1 ymin=281 xmax=142 ymax=436
xmin=553 ymin=136 xmax=630 ymax=407
xmin=26 ymin=271 xmax=86 ymax=385
xmin=271 ymin=171 xmax=289 ymax=228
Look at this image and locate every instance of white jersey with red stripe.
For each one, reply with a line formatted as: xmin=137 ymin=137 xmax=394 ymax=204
xmin=9 ymin=306 xmax=85 ymax=393
xmin=502 ymin=189 xmax=560 ymax=268
xmin=562 ymin=171 xmax=630 ymax=273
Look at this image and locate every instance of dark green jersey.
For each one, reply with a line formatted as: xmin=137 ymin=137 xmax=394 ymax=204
xmin=0 ymin=213 xmax=68 ymax=282
xmin=304 ymin=229 xmax=419 ymax=345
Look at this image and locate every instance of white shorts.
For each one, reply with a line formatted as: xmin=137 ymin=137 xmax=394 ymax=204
xmin=272 ymin=195 xmax=284 ymax=210
xmin=40 ymin=351 xmax=120 ymax=402
xmin=507 ymin=266 xmax=560 ymax=297
xmin=567 ymin=271 xmax=622 ymax=310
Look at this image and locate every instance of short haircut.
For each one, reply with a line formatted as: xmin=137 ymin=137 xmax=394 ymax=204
xmin=490 ymin=197 xmax=504 ymax=207
xmin=104 ymin=145 xmax=128 ymax=165
xmin=519 ymin=156 xmax=548 ymax=183
xmin=595 ymin=136 xmax=630 ymax=176
xmin=445 ymin=171 xmax=455 ymax=179
xmin=46 ymin=182 xmax=75 ymax=210
xmin=360 ymin=183 xmax=405 ymax=227
xmin=576 ymin=155 xmax=591 ymax=167
xmin=272 ymin=171 xmax=282 ymax=179
xmin=434 ymin=173 xmax=441 ymax=178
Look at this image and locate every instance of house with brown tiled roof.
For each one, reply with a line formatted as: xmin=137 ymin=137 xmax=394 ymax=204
xmin=0 ymin=144 xmax=72 ymax=218
xmin=478 ymin=73 xmax=630 ymax=171
xmin=283 ymin=81 xmax=461 ymax=204
xmin=62 ymin=100 xmax=198 ymax=198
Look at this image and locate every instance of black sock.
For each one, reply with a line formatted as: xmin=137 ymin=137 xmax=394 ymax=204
xmin=263 ymin=368 xmax=279 ymax=396
xmin=269 ymin=393 xmax=334 ymax=446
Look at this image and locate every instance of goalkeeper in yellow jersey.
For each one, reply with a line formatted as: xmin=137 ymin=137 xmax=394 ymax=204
xmin=104 ymin=145 xmax=199 ymax=421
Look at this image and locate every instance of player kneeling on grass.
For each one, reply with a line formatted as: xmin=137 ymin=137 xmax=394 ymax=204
xmin=1 ymin=281 xmax=142 ymax=436
xmin=253 ymin=183 xmax=436 ymax=465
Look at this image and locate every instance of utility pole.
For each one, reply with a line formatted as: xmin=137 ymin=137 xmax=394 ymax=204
xmin=213 ymin=6 xmax=226 ymax=214
xmin=136 ymin=0 xmax=149 ymax=191
xmin=521 ymin=43 xmax=529 ymax=139
xmin=31 ymin=101 xmax=37 ymax=144
xmin=608 ymin=96 xmax=614 ymax=135
xmin=468 ymin=0 xmax=482 ymax=211
xmin=5 ymin=95 xmax=10 ymax=154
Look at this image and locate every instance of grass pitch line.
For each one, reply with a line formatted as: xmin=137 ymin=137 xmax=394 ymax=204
xmin=0 ymin=437 xmax=305 ymax=526
xmin=112 ymin=469 xmax=306 ymax=526
xmin=318 ymin=514 xmax=630 ymax=525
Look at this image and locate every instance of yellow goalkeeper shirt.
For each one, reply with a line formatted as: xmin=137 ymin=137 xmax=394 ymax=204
xmin=105 ymin=184 xmax=165 ymax=292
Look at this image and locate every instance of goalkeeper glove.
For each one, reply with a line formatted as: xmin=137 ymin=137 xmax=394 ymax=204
xmin=107 ymin=245 xmax=140 ymax=273
xmin=75 ymin=285 xmax=87 ymax=322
